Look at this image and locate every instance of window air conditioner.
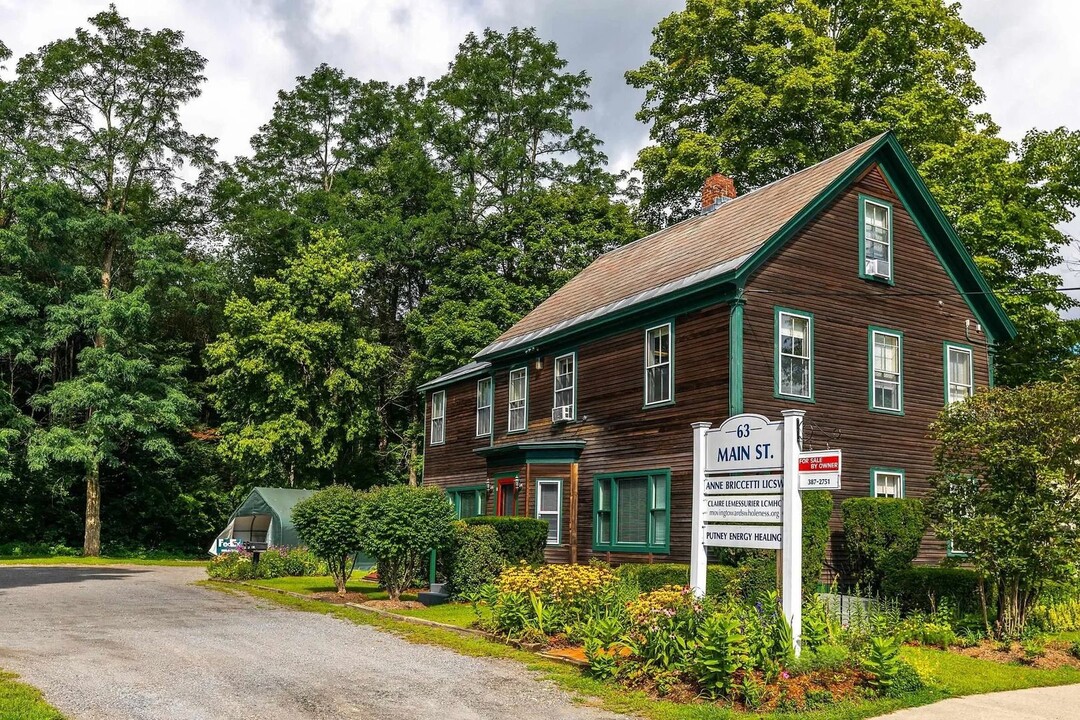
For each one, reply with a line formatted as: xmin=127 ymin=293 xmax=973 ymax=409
xmin=865 ymin=258 xmax=889 ymax=278
xmin=551 ymin=405 xmax=573 ymax=423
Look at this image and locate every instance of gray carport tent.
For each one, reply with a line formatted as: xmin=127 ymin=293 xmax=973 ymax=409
xmin=210 ymin=487 xmax=314 ymax=554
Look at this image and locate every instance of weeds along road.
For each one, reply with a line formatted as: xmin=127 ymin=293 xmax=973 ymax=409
xmin=0 ymin=564 xmax=626 ymax=720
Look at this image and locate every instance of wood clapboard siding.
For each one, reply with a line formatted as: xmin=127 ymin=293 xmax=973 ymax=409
xmin=424 ymin=161 xmax=989 ymax=570
xmin=741 ymin=166 xmax=990 ymax=567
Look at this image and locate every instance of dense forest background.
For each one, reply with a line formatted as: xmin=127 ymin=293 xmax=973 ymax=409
xmin=1 ymin=2 xmax=1078 ymax=555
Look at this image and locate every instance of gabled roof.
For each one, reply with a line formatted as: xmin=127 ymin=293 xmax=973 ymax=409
xmin=472 ymin=132 xmax=1014 ymax=362
xmin=418 ymin=360 xmax=491 ymax=392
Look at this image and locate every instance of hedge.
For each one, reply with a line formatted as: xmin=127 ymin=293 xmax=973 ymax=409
xmin=616 ymin=562 xmax=741 ymax=596
xmin=881 ymin=566 xmax=983 ymax=616
xmin=463 ymin=516 xmax=547 ymax=565
xmin=801 ymin=490 xmax=833 ymax=599
xmin=841 ymin=497 xmax=927 ymax=593
xmin=446 ymin=522 xmax=504 ymax=597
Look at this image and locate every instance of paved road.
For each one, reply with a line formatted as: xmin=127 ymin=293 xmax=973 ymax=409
xmin=876 ymin=684 xmax=1080 ymax=720
xmin=0 ymin=565 xmax=625 ymax=720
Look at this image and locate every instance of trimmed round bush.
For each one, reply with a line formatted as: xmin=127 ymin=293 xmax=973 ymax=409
xmin=842 ymin=497 xmax=927 ymax=592
xmin=292 ymin=485 xmax=366 ymax=595
xmin=462 ymin=516 xmax=547 ymax=564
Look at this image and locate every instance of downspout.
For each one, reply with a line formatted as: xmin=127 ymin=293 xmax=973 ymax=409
xmin=729 ymin=288 xmax=746 ymax=416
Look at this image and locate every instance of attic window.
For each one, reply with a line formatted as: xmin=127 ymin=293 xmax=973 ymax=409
xmin=860 ymin=196 xmax=893 ymax=283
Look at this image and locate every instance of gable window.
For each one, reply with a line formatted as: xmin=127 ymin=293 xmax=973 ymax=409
xmin=775 ymin=308 xmax=813 ymax=400
xmin=869 ymin=327 xmax=903 ymax=413
xmin=593 ymin=469 xmax=669 ymax=553
xmin=536 ymin=478 xmax=562 ymax=545
xmin=860 ymin=196 xmax=893 ymax=282
xmin=476 ymin=377 xmax=493 ymax=436
xmin=644 ymin=323 xmax=673 ymax=406
xmin=448 ymin=486 xmax=486 ymax=518
xmin=508 ymin=367 xmax=528 ymax=433
xmin=553 ymin=353 xmax=576 ymax=420
xmin=945 ymin=344 xmax=973 ymax=404
xmin=429 ymin=390 xmax=446 ymax=445
xmin=872 ymin=468 xmax=904 ymax=498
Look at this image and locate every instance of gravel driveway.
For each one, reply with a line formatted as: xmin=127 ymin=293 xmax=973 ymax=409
xmin=0 ymin=565 xmax=626 ymax=720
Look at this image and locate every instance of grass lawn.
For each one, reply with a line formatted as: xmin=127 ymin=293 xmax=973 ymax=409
xmin=393 ymin=602 xmax=482 ymax=628
xmin=0 ymin=556 xmax=204 ymax=567
xmin=250 ymin=575 xmax=418 ymax=602
xmin=903 ymin=645 xmax=1080 ymax=695
xmin=0 ymin=671 xmax=65 ymax=720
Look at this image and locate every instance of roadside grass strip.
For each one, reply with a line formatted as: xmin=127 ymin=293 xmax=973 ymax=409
xmin=206 ymin=580 xmax=968 ymax=720
xmin=902 ymin=645 xmax=1080 ymax=695
xmin=250 ymin=575 xmax=417 ymax=601
xmin=0 ymin=671 xmax=66 ymax=720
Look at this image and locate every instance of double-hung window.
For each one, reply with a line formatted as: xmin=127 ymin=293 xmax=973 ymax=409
xmin=553 ymin=353 xmax=576 ymax=419
xmin=536 ymin=479 xmax=562 ymax=545
xmin=775 ymin=308 xmax=813 ymax=400
xmin=869 ymin=328 xmax=903 ymax=413
xmin=945 ymin=344 xmax=973 ymax=404
xmin=449 ymin=486 xmax=485 ymax=518
xmin=860 ymin=196 xmax=893 ymax=282
xmin=476 ymin=377 xmax=493 ymax=436
xmin=872 ymin=469 xmax=904 ymax=498
xmin=644 ymin=323 xmax=673 ymax=406
xmin=429 ymin=390 xmax=446 ymax=445
xmin=593 ymin=470 xmax=669 ymax=553
xmin=508 ymin=367 xmax=528 ymax=433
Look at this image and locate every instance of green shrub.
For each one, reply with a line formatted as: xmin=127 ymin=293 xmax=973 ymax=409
xmin=693 ymin=611 xmax=748 ymax=698
xmin=292 ymin=485 xmax=366 ymax=595
xmin=359 ymin=484 xmax=457 ymax=601
xmin=256 ymin=546 xmax=320 ymax=578
xmin=1031 ymin=597 xmax=1080 ymax=632
xmin=885 ymin=660 xmax=926 ymax=698
xmin=881 ymin=566 xmax=982 ymax=616
xmin=615 ymin=563 xmax=739 ymax=595
xmin=862 ymin=635 xmax=902 ymax=693
xmin=447 ymin=522 xmax=504 ymax=598
xmin=0 ymin=541 xmax=82 ymax=557
xmin=206 ymin=551 xmax=258 ymax=580
xmin=842 ymin=497 xmax=927 ymax=592
xmin=802 ymin=491 xmax=833 ymax=597
xmin=462 ymin=516 xmax=547 ymax=564
xmin=789 ymin=643 xmax=849 ymax=674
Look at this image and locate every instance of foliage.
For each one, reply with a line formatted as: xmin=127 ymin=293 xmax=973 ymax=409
xmin=254 ymin=546 xmax=321 ymax=579
xmin=928 ymin=372 xmax=1080 ymax=638
xmin=462 ymin=516 xmax=548 ymax=565
xmin=693 ymin=611 xmax=748 ymax=697
xmin=1031 ymin=598 xmax=1080 ymax=633
xmin=801 ymin=490 xmax=834 ymax=599
xmin=291 ymin=485 xmax=365 ymax=595
xmin=842 ymin=497 xmax=927 ymax=592
xmin=882 ymin=566 xmax=983 ymax=617
xmin=446 ymin=522 xmax=504 ymax=598
xmin=862 ymin=635 xmax=902 ymax=693
xmin=626 ymin=0 xmax=1080 ymax=382
xmin=357 ymin=484 xmax=456 ymax=601
xmin=206 ymin=228 xmax=389 ymax=487
xmin=614 ymin=563 xmax=739 ymax=596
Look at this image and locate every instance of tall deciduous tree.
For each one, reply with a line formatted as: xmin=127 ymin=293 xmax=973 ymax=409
xmin=628 ymin=0 xmax=1079 ymax=383
xmin=207 ymin=229 xmax=388 ymax=487
xmin=15 ymin=6 xmax=215 ymax=555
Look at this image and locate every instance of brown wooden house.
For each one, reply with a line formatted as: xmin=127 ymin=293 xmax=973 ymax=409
xmin=418 ymin=133 xmax=1015 ymax=571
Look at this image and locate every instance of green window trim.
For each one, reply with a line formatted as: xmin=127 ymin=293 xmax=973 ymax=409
xmin=868 ymin=325 xmax=904 ymax=415
xmin=943 ymin=341 xmax=975 ymax=405
xmin=773 ymin=306 xmax=815 ymax=403
xmin=429 ymin=390 xmax=446 ymax=446
xmin=552 ymin=351 xmax=577 ymax=421
xmin=643 ymin=321 xmax=675 ymax=408
xmin=507 ymin=365 xmax=529 ymax=434
xmin=592 ymin=469 xmax=670 ymax=554
xmin=945 ymin=540 xmax=970 ymax=558
xmin=535 ymin=477 xmax=563 ymax=545
xmin=869 ymin=467 xmax=905 ymax=498
xmin=858 ymin=194 xmax=895 ymax=285
xmin=448 ymin=485 xmax=487 ymax=519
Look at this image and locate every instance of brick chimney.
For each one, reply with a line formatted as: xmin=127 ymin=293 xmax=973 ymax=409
xmin=701 ymin=173 xmax=737 ymax=212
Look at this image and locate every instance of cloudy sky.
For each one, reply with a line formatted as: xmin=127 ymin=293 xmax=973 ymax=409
xmin=2 ymin=0 xmax=1078 ymax=298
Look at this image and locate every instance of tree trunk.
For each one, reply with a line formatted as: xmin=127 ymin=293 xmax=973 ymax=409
xmin=83 ymin=462 xmax=101 ymax=557
xmin=408 ymin=438 xmax=418 ymax=487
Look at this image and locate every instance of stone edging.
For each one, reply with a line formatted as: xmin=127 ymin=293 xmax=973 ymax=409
xmin=217 ymin=579 xmax=588 ymax=668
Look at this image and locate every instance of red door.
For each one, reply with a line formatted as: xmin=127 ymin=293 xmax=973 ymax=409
xmin=497 ymin=478 xmax=517 ymax=516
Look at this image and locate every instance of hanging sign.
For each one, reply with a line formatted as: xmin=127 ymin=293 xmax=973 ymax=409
xmin=704 ymin=413 xmax=783 ymax=473
xmin=797 ymin=449 xmax=842 ymax=490
xmin=703 ymin=474 xmax=783 ymax=495
xmin=703 ymin=495 xmax=783 ymax=524
xmin=703 ymin=523 xmax=783 ymax=550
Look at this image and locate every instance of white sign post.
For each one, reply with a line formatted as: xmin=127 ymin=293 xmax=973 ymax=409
xmin=692 ymin=409 xmax=822 ymax=657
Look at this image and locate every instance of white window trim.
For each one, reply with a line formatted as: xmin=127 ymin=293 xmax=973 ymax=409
xmin=870 ymin=328 xmax=904 ymax=413
xmin=871 ymin=469 xmax=905 ymax=498
xmin=862 ymin=197 xmax=893 ymax=282
xmin=476 ymin=377 xmax=493 ymax=437
xmin=777 ymin=309 xmax=813 ymax=400
xmin=945 ymin=344 xmax=974 ymax=404
xmin=553 ymin=352 xmax=576 ymax=419
xmin=429 ymin=390 xmax=446 ymax=446
xmin=643 ymin=322 xmax=674 ymax=406
xmin=535 ymin=478 xmax=562 ymax=545
xmin=507 ymin=366 xmax=528 ymax=433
